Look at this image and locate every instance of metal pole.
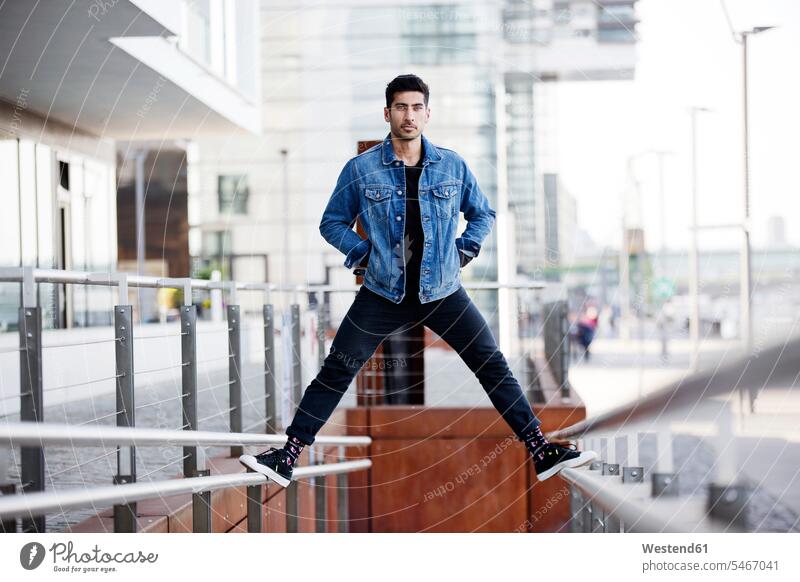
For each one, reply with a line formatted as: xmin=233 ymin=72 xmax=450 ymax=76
xmin=689 ymin=108 xmax=703 ymax=372
xmin=316 ymin=291 xmax=326 ymax=370
xmin=312 ymin=448 xmax=326 ymax=532
xmin=291 ymin=303 xmax=302 ymax=409
xmin=228 ymin=305 xmax=242 ymax=458
xmin=740 ymin=33 xmax=753 ymax=356
xmin=337 ymin=445 xmax=349 ymax=532
xmin=113 ymin=304 xmax=137 ymax=533
xmin=264 ymin=304 xmax=277 ymax=433
xmin=181 ymin=304 xmax=211 ymax=532
xmin=135 ymin=152 xmax=146 ymax=277
xmin=19 ymin=269 xmax=45 ymax=533
xmin=246 ymin=481 xmax=262 ymax=533
xmin=281 ymin=149 xmax=290 ymax=286
xmin=286 ymin=481 xmax=299 ymax=533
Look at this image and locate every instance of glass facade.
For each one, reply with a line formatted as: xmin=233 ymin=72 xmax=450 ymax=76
xmin=0 ymin=134 xmax=116 ymax=331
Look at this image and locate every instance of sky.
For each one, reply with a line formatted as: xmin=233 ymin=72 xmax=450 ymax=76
xmin=554 ymin=0 xmax=798 ymax=252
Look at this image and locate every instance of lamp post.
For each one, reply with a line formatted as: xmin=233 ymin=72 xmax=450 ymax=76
xmin=735 ymin=26 xmax=774 ymax=356
xmin=688 ymin=107 xmax=710 ymax=372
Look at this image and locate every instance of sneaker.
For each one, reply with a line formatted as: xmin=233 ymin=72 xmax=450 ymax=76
xmin=531 ymin=442 xmax=597 ymax=482
xmin=238 ymin=447 xmax=293 ymax=487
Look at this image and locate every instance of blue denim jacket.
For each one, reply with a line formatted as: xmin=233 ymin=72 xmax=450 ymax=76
xmin=319 ymin=132 xmax=495 ymax=304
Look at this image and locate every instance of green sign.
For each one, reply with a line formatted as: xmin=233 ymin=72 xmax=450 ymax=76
xmin=653 ymin=276 xmax=675 ymax=299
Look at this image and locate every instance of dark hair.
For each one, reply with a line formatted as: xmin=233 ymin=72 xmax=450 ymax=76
xmin=385 ymin=74 xmax=430 ymax=108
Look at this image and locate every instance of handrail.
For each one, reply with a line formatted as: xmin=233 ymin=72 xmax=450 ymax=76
xmin=0 ymin=421 xmax=372 ymax=448
xmin=0 ymin=459 xmax=372 ymax=521
xmin=558 ymin=466 xmax=736 ymax=533
xmin=0 ymin=266 xmax=546 ymax=294
xmin=547 ymin=333 xmax=800 ymax=440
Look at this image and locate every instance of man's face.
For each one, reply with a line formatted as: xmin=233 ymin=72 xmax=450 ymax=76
xmin=384 ymin=91 xmax=429 ymax=140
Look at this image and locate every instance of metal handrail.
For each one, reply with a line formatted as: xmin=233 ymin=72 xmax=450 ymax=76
xmin=558 ymin=466 xmax=735 ymax=533
xmin=0 ymin=459 xmax=372 ymax=521
xmin=547 ymin=333 xmax=800 ymax=440
xmin=0 ymin=421 xmax=372 ymax=448
xmin=0 ymin=266 xmax=546 ymax=295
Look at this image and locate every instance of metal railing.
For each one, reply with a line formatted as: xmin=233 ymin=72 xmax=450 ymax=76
xmin=545 ymin=333 xmax=800 ymax=533
xmin=0 ymin=266 xmax=552 ymax=533
xmin=0 ymin=266 xmax=373 ymax=533
xmin=0 ymin=421 xmax=370 ymax=533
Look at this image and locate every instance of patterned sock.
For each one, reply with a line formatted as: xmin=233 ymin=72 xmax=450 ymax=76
xmin=282 ymin=436 xmax=305 ymax=467
xmin=522 ymin=425 xmax=550 ymax=460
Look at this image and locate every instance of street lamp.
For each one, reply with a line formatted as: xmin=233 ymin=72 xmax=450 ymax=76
xmin=735 ymin=26 xmax=775 ymax=356
xmin=688 ymin=107 xmax=711 ymax=372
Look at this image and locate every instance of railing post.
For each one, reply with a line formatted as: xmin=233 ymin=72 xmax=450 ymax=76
xmin=19 ymin=267 xmax=45 ymax=533
xmin=180 ymin=303 xmax=211 ymax=532
xmin=113 ymin=302 xmax=137 ymax=533
xmin=623 ymin=432 xmax=644 ymax=484
xmin=337 ymin=445 xmax=349 ymax=533
xmin=316 ymin=291 xmax=326 ymax=370
xmin=286 ymin=480 xmax=299 ymax=533
xmin=706 ymin=403 xmax=750 ymax=530
xmin=312 ymin=448 xmax=326 ymax=532
xmin=1 ymin=448 xmax=16 ymax=532
xmin=193 ymin=448 xmax=212 ymax=533
xmin=291 ymin=303 xmax=302 ymax=409
xmin=652 ymin=427 xmax=679 ymax=497
xmin=263 ymin=303 xmax=277 ymax=433
xmin=246 ymin=480 xmax=263 ymax=533
xmin=228 ymin=305 xmax=242 ymax=458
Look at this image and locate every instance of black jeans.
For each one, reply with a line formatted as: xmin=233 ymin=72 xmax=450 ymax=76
xmin=286 ymin=285 xmax=541 ymax=445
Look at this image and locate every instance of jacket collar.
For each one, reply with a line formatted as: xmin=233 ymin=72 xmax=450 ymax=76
xmin=381 ymin=132 xmax=442 ymax=166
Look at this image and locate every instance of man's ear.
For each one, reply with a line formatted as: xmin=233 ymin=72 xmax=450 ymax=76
xmin=384 ymin=107 xmax=390 ymax=122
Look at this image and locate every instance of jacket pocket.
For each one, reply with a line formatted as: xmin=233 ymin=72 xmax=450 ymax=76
xmin=431 ymin=184 xmax=459 ymax=218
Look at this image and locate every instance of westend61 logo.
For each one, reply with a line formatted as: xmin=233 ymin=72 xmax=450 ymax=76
xmin=20 ymin=541 xmax=158 ymax=574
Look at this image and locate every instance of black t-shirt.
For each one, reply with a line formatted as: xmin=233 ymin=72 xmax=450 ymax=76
xmin=403 ymin=148 xmax=425 ymax=298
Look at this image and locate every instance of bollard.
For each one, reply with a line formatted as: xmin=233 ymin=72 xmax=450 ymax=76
xmin=113 ymin=305 xmax=137 ymax=533
xmin=19 ymin=278 xmax=45 ymax=533
xmin=228 ymin=305 xmax=243 ymax=458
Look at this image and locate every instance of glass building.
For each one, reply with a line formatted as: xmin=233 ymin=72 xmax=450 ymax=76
xmin=189 ymin=0 xmax=638 ymax=340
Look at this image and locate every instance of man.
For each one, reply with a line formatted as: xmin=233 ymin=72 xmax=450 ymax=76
xmin=240 ymin=74 xmax=596 ymax=487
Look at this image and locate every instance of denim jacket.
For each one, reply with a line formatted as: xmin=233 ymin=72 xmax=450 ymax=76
xmin=319 ymin=133 xmax=495 ymax=304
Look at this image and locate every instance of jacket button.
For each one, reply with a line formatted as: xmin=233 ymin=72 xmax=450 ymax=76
xmin=395 ymin=215 xmax=401 ymax=221
xmin=397 ymin=190 xmax=403 ymax=196
xmin=375 ymin=193 xmax=381 ymax=199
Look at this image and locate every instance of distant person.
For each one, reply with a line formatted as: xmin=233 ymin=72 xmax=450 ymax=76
xmin=577 ymin=305 xmax=599 ymax=360
xmin=240 ymin=74 xmax=596 ymax=486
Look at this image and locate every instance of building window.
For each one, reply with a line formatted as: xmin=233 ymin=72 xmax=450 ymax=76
xmin=401 ymin=5 xmax=477 ymax=64
xmin=218 ymin=174 xmax=249 ymax=215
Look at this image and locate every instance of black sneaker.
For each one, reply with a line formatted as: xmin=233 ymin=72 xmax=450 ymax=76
xmin=238 ymin=447 xmax=293 ymax=487
xmin=531 ymin=442 xmax=597 ymax=482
